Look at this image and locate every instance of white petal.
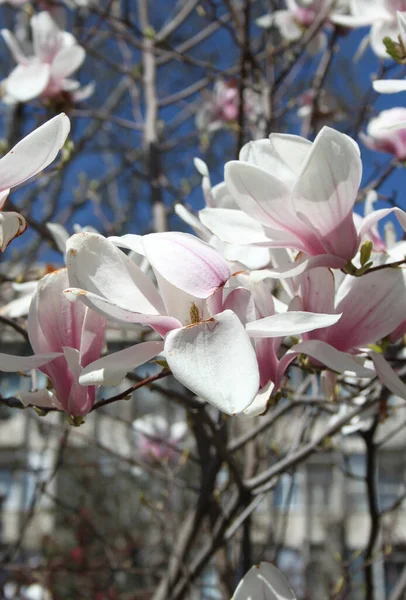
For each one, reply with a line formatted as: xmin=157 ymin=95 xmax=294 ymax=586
xmin=165 ymin=310 xmax=260 ymax=415
xmin=246 ymin=311 xmax=341 ymax=338
xmin=231 ymin=562 xmax=297 ymax=600
xmin=79 ymin=340 xmax=164 ymax=386
xmin=238 ymin=380 xmax=275 ymax=418
xmin=199 ymin=208 xmax=270 ymax=245
xmin=369 ymin=351 xmax=406 ymax=399
xmin=5 ymin=62 xmax=50 ymax=102
xmin=373 ymin=79 xmax=406 ymax=94
xmin=0 ymin=113 xmax=70 ymax=191
xmin=46 ymin=222 xmax=69 ymax=254
xmin=51 ymin=45 xmax=85 ymax=80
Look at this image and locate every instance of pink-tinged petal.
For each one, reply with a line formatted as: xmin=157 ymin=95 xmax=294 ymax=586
xmin=373 ymin=79 xmax=406 ymax=94
xmin=199 ymin=208 xmax=270 ymax=245
xmin=5 ymin=62 xmax=50 ymax=102
xmin=0 ymin=212 xmax=27 ymax=251
xmin=369 ymin=352 xmax=406 ymax=399
xmin=155 ymin=272 xmax=208 ymax=325
xmin=238 ymin=380 xmax=275 ymax=418
xmin=1 ymin=30 xmax=27 ymax=64
xmin=79 ymin=340 xmax=164 ymax=386
xmin=0 ymin=352 xmax=62 ymax=372
xmin=62 ymin=347 xmax=95 ymax=416
xmin=51 ymin=45 xmax=85 ymax=80
xmin=142 ymin=232 xmax=231 ymax=298
xmin=223 ymin=288 xmax=256 ymax=325
xmin=64 ymin=287 xmax=181 ymax=336
xmin=358 ymin=207 xmax=406 ymax=241
xmin=66 ymin=232 xmax=166 ymax=316
xmin=224 ymin=161 xmax=300 ymax=232
xmin=165 ymin=310 xmax=260 ymax=415
xmin=0 ymin=113 xmax=70 ymax=191
xmin=246 ymin=311 xmax=341 ymax=339
xmin=231 ymin=562 xmax=297 ymax=600
xmin=18 ymin=389 xmax=63 ymax=410
xmin=292 ymin=127 xmax=361 ymax=260
xmin=28 ymin=269 xmax=86 ymax=355
xmin=277 ymin=341 xmax=375 ymax=385
xmin=297 ymin=267 xmax=335 ymax=315
xmin=326 ymin=269 xmax=406 ymax=351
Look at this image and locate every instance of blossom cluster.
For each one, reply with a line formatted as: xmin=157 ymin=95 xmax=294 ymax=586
xmin=0 ymin=113 xmax=406 ymax=424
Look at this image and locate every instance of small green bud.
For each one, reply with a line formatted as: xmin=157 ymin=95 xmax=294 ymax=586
xmin=360 ymin=240 xmax=373 ymax=267
xmin=67 ymin=415 xmax=85 ymax=427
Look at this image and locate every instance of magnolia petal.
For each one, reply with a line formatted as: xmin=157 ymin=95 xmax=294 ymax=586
xmin=0 ymin=352 xmax=62 ymax=372
xmin=79 ymin=340 xmax=164 ymax=386
xmin=199 ymin=208 xmax=270 ymax=245
xmin=64 ymin=287 xmax=181 ymax=335
xmin=238 ymin=380 xmax=275 ymax=418
xmin=5 ymin=62 xmax=50 ymax=102
xmin=165 ymin=310 xmax=260 ymax=415
xmin=224 ymin=161 xmax=298 ymax=231
xmin=174 ymin=204 xmax=211 ymax=240
xmin=66 ymin=232 xmax=166 ymax=316
xmin=246 ymin=311 xmax=341 ymax=339
xmin=18 ymin=389 xmax=63 ymax=410
xmin=373 ymin=79 xmax=406 ymax=94
xmin=0 ymin=113 xmax=70 ymax=191
xmin=108 ymin=233 xmax=145 ymax=255
xmin=293 ymin=127 xmax=361 ymax=258
xmin=231 ymin=562 xmax=297 ymax=600
xmin=369 ymin=351 xmax=406 ymax=399
xmin=0 ymin=212 xmax=27 ymax=251
xmin=51 ymin=45 xmax=85 ymax=80
xmin=142 ymin=232 xmax=231 ymax=298
xmin=46 ymin=222 xmax=69 ymax=254
xmin=278 ymin=340 xmax=375 ymax=383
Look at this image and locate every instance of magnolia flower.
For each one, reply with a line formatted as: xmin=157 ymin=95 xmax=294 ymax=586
xmin=64 ymin=232 xmax=341 ymax=415
xmin=199 ymin=126 xmax=406 ymax=273
xmin=1 ymin=12 xmax=93 ymax=103
xmin=275 ymin=266 xmax=406 ymax=397
xmin=374 ymin=11 xmax=406 ymax=92
xmin=332 ymin=1 xmax=406 ymax=57
xmin=256 ymin=0 xmax=332 ymax=54
xmin=360 ymin=107 xmax=406 ymax=158
xmin=0 ymin=113 xmax=70 ymax=251
xmin=132 ymin=415 xmax=187 ymax=463
xmin=231 ymin=562 xmax=297 ymax=599
xmin=196 ymin=80 xmax=263 ymax=137
xmin=0 ymin=269 xmax=108 ymax=416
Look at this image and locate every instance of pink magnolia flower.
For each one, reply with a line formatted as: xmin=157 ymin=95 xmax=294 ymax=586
xmin=196 ymin=80 xmax=263 ymax=136
xmin=65 ymin=232 xmax=341 ymax=415
xmin=0 ymin=268 xmax=108 ymax=416
xmin=132 ymin=415 xmax=187 ymax=464
xmin=232 ymin=562 xmax=297 ymax=599
xmin=257 ymin=0 xmax=332 ymax=54
xmin=1 ymin=12 xmax=93 ymax=103
xmin=361 ymin=107 xmax=406 ymax=159
xmin=0 ymin=113 xmax=70 ymax=251
xmin=199 ymin=126 xmax=406 ymax=272
xmin=276 ymin=266 xmax=406 ymax=397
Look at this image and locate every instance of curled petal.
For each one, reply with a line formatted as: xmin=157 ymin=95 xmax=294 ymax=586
xmin=0 ymin=212 xmax=27 ymax=251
